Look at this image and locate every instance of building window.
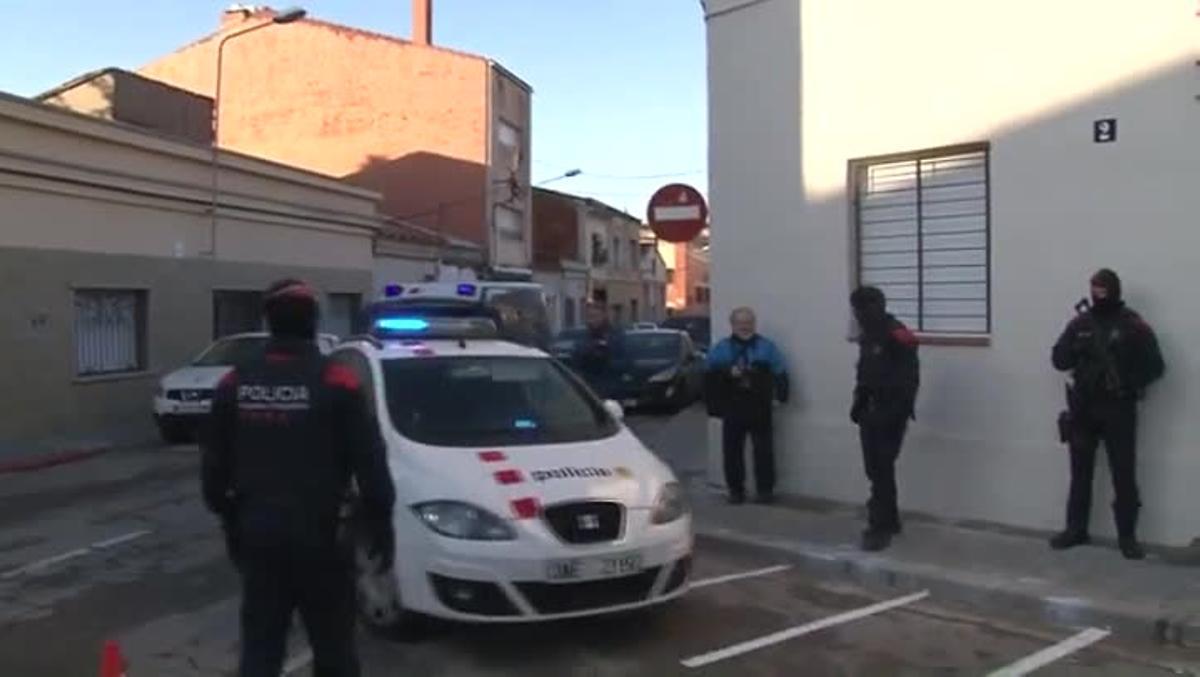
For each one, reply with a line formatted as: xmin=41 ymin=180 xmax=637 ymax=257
xmin=666 ymin=269 xmax=676 ymax=285
xmin=324 ymin=293 xmax=361 ymax=338
xmin=213 ymin=290 xmax=264 ymax=339
xmin=629 ymin=239 xmax=639 ymax=269
xmin=852 ymin=144 xmax=990 ymax=335
xmin=591 ymin=234 xmax=608 ymax=266
xmin=611 ymin=237 xmax=621 ymax=268
xmin=611 ymin=304 xmax=624 ymax=325
xmin=74 ymin=289 xmax=147 ymax=376
xmin=498 ymin=120 xmax=521 ymax=150
xmin=563 ymin=297 xmax=577 ymax=328
xmin=494 ymin=205 xmax=524 ymax=242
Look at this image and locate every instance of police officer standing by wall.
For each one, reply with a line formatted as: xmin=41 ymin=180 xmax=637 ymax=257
xmin=1051 ymin=269 xmax=1164 ymax=559
xmin=706 ymin=307 xmax=789 ymax=505
xmin=202 ymin=279 xmax=396 ymax=677
xmin=849 ymin=287 xmax=919 ymax=552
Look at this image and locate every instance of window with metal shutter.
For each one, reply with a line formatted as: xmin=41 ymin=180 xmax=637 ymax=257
xmin=853 ymin=144 xmax=991 ymax=335
xmin=74 ymin=290 xmax=146 ymax=376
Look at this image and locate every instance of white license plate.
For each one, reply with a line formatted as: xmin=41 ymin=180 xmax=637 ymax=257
xmin=545 ymin=553 xmax=643 ymax=581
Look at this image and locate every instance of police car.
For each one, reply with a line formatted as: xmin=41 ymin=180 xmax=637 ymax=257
xmin=152 ymin=332 xmax=338 ymax=443
xmin=338 ymin=308 xmax=693 ymax=630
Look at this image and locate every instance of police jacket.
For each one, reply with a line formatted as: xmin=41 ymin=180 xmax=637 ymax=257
xmin=854 ymin=316 xmax=920 ymax=425
xmin=705 ymin=335 xmax=789 ymax=424
xmin=570 ymin=326 xmax=629 ymax=398
xmin=1052 ymin=305 xmax=1165 ymax=403
xmin=201 ymin=339 xmax=395 ymax=549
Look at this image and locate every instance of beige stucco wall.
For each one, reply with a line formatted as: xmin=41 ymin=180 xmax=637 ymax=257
xmin=707 ymin=0 xmax=1200 ymax=545
xmin=0 ymin=94 xmax=381 ymax=454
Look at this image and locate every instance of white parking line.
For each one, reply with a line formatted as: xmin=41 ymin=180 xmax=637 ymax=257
xmin=985 ymin=627 xmax=1110 ymax=677
xmin=690 ymin=565 xmax=792 ymax=590
xmin=680 ymin=590 xmax=930 ymax=669
xmin=1 ymin=529 xmax=152 ymax=580
xmin=283 ymin=648 xmax=313 ymax=675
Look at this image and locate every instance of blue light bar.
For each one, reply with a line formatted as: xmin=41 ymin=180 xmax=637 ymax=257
xmin=513 ymin=419 xmax=538 ymax=430
xmin=383 ymin=283 xmax=403 ymax=298
xmin=456 ymin=283 xmax=478 ymax=297
xmin=375 ymin=317 xmax=430 ymax=332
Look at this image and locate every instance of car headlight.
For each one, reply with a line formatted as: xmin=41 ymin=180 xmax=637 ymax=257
xmin=413 ymin=501 xmax=516 ymax=540
xmin=651 ymin=482 xmax=688 ymax=524
xmin=648 ymin=366 xmax=679 ymax=383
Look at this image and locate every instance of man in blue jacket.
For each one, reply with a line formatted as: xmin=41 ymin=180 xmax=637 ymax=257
xmin=706 ymin=307 xmax=789 ymax=504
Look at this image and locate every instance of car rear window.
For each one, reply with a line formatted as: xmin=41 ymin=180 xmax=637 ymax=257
xmin=381 ymin=356 xmax=619 ymax=447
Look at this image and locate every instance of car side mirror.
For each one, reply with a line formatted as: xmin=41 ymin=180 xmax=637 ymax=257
xmin=603 ymin=399 xmax=625 ymax=421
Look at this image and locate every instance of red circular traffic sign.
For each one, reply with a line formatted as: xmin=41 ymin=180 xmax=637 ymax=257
xmin=647 ymin=183 xmax=708 ymax=243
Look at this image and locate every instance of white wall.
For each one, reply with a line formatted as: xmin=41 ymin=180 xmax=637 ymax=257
xmin=707 ymin=0 xmax=1200 ymax=545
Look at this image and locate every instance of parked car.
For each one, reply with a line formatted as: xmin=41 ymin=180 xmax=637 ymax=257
xmin=661 ymin=315 xmax=711 ymax=354
xmin=152 ymin=332 xmax=338 ymax=444
xmin=611 ymin=330 xmax=705 ymax=412
xmin=550 ymin=328 xmax=587 ymax=361
xmin=630 ymin=322 xmax=659 ymax=331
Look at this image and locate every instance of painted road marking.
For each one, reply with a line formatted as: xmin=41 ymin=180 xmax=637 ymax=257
xmin=680 ymin=590 xmax=930 ymax=669
xmin=1 ymin=529 xmax=152 ymax=579
xmin=986 ymin=627 xmax=1111 ymax=677
xmin=690 ymin=565 xmax=792 ymax=590
xmin=283 ymin=648 xmax=313 ymax=675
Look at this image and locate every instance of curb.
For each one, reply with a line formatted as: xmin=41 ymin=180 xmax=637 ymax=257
xmin=695 ymin=524 xmax=1200 ymax=650
xmin=0 ymin=445 xmax=112 ymax=474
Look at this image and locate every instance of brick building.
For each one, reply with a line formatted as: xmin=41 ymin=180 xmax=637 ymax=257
xmin=137 ymin=2 xmax=533 ymax=273
xmin=659 ymin=235 xmax=710 ymax=316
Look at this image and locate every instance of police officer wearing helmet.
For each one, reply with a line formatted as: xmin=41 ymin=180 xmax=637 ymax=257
xmin=849 ymin=286 xmax=919 ymax=552
xmin=202 ymin=279 xmax=396 ymax=676
xmin=1051 ymin=269 xmax=1164 ymax=560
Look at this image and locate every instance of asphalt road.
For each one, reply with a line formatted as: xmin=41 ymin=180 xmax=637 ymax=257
xmin=0 ymin=411 xmax=1188 ymax=676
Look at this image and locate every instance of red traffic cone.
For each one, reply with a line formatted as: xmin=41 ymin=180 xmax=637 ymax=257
xmin=99 ymin=639 xmax=126 ymax=677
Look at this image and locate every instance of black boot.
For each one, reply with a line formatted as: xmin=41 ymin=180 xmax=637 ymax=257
xmin=861 ymin=529 xmax=893 ymax=552
xmin=1119 ymin=539 xmax=1146 ymax=560
xmin=1049 ymin=530 xmax=1090 ymax=550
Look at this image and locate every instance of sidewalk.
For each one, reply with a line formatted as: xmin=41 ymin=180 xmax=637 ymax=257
xmin=691 ymin=492 xmax=1200 ymax=649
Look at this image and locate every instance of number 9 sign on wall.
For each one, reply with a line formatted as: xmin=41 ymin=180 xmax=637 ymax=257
xmin=647 ymin=183 xmax=708 ymax=243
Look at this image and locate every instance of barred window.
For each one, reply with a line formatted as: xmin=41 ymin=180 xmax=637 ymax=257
xmin=74 ymin=289 xmax=147 ymax=376
xmin=852 ymin=144 xmax=991 ymax=335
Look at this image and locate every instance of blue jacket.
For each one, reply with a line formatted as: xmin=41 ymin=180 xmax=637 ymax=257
xmin=706 ymin=334 xmax=789 ymax=421
xmin=707 ymin=335 xmax=787 ymax=375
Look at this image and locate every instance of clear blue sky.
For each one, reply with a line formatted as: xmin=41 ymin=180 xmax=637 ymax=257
xmin=0 ymin=0 xmax=708 ymax=214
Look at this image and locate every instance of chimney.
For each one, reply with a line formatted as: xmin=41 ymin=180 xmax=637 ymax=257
xmin=412 ymin=0 xmax=432 ymax=45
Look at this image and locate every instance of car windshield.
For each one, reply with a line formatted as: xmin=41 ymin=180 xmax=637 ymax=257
xmin=192 ymin=336 xmax=267 ymax=366
xmin=550 ymin=329 xmax=586 ymax=355
xmin=483 ymin=288 xmax=551 ymax=348
xmin=662 ymin=317 xmax=711 ymax=347
xmin=624 ymin=333 xmax=682 ymax=361
xmin=381 ymin=356 xmax=619 ymax=447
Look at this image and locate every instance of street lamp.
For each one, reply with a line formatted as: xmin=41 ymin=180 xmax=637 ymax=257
xmin=535 ymin=168 xmax=583 ymax=186
xmin=205 ymin=7 xmax=307 ymax=256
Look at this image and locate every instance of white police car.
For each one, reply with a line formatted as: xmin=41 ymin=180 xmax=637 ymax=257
xmin=152 ymin=332 xmax=338 ymax=443
xmin=335 ymin=312 xmax=693 ymax=630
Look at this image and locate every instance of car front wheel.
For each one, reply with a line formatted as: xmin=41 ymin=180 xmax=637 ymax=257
xmin=353 ymin=522 xmax=424 ymax=639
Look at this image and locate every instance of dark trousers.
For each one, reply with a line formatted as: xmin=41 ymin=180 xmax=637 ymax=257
xmin=1065 ymin=401 xmax=1140 ymax=539
xmin=239 ymin=542 xmax=359 ymax=677
xmin=859 ymin=420 xmax=907 ymax=532
xmin=722 ymin=418 xmax=775 ymax=497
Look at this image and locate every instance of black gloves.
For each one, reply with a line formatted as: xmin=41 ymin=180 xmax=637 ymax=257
xmin=219 ymin=515 xmax=242 ymax=570
xmin=365 ymin=516 xmax=396 ymax=572
xmin=850 ymin=389 xmax=867 ymax=425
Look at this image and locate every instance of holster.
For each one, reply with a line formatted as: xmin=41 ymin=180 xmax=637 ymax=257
xmin=1057 ymin=410 xmax=1072 ymax=445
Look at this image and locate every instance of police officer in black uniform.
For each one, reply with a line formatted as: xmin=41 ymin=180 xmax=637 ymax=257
xmin=570 ymin=303 xmax=628 ymax=400
xmin=1050 ymin=269 xmax=1164 ymax=560
xmin=202 ymin=279 xmax=396 ymax=677
xmin=849 ymin=286 xmax=920 ymax=552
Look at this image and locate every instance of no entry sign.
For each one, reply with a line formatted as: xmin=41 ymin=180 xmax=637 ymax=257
xmin=647 ymin=183 xmax=708 ymax=243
